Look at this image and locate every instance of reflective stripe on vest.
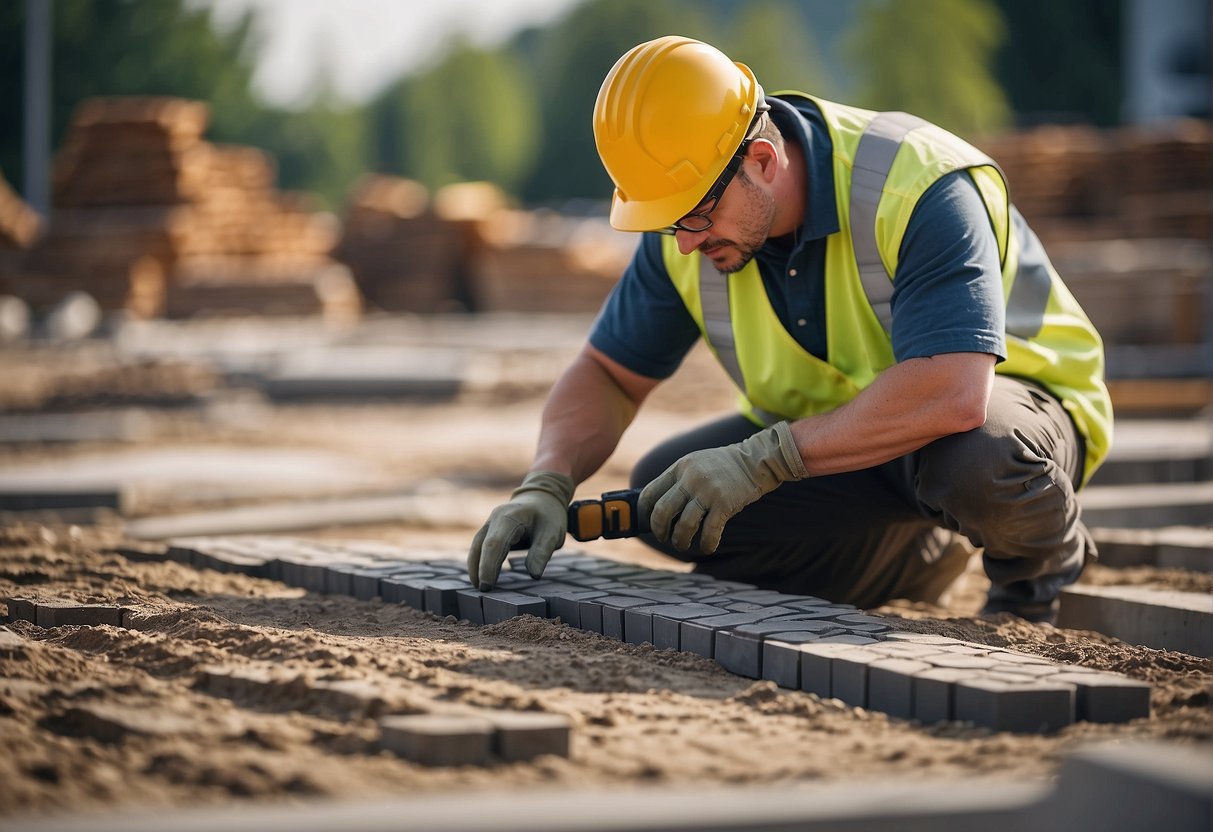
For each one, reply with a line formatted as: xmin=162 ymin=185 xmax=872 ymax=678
xmin=849 ymin=111 xmax=1049 ymax=340
xmin=697 ymin=257 xmax=783 ymax=426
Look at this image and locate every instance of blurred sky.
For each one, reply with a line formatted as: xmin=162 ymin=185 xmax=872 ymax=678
xmin=195 ymin=0 xmax=587 ymax=107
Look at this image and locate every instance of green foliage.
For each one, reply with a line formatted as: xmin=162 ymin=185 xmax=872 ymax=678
xmin=846 ymin=0 xmax=1012 ymax=137
xmin=715 ymin=0 xmax=834 ymax=98
xmin=370 ymin=40 xmax=539 ymax=193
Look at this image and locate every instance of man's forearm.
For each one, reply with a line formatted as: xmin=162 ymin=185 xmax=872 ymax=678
xmin=789 ymin=353 xmax=996 ymax=476
xmin=531 ymin=350 xmax=641 ymax=484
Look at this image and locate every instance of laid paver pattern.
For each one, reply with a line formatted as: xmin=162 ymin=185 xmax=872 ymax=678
xmin=8 ymin=536 xmax=1162 ymax=736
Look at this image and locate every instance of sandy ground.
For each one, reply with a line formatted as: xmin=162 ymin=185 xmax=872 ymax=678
xmin=1 ymin=323 xmax=1211 ymax=821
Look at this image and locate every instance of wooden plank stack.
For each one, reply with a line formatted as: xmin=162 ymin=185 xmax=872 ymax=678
xmin=11 ymin=96 xmax=358 ymax=322
xmin=336 ymin=175 xmax=478 ymax=313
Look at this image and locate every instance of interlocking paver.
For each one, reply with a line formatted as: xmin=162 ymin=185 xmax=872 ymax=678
xmin=378 ymin=714 xmax=495 ymax=766
xmin=483 ymin=711 xmax=572 ymax=761
xmin=649 ymin=603 xmax=733 ymax=650
xmin=163 ymin=539 xmax=1158 ymax=734
xmin=954 ymin=677 xmax=1075 ymax=733
xmin=912 ymin=667 xmax=973 ymax=723
xmin=1049 ymin=671 xmax=1152 ymax=723
xmin=548 ymin=591 xmax=607 ymax=627
xmin=34 ymin=602 xmax=123 ymax=628
xmin=4 ymin=597 xmax=36 ymax=624
xmin=481 ymin=592 xmax=547 ymax=625
xmin=597 ymin=596 xmax=662 ymax=641
xmin=867 ymin=658 xmax=935 ymax=719
xmin=455 ymin=588 xmax=486 ymax=624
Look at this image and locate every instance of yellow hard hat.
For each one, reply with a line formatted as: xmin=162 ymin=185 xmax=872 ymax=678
xmin=593 ymin=36 xmax=763 ymax=232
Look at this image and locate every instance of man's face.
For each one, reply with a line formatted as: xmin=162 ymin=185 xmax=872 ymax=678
xmin=673 ymin=168 xmax=776 ymax=274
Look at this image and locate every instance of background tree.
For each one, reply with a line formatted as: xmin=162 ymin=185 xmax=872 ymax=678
xmin=370 ymin=40 xmax=539 ymax=194
xmin=846 ymin=0 xmax=1012 ymax=137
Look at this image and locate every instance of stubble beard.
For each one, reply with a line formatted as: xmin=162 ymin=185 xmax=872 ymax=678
xmin=700 ymin=172 xmax=777 ymax=275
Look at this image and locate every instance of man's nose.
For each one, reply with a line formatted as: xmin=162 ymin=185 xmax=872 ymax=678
xmin=676 ymin=229 xmax=709 ymax=256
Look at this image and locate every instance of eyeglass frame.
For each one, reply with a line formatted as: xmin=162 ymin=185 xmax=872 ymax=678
xmin=653 ymin=99 xmax=769 ymax=237
xmin=654 ymin=141 xmax=753 ymax=236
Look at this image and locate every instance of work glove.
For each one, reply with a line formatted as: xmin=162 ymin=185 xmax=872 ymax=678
xmin=639 ymin=421 xmax=807 ymax=555
xmin=467 ymin=471 xmax=575 ymax=591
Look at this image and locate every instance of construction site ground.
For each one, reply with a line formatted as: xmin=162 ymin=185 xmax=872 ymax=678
xmin=1 ymin=313 xmax=1210 ymax=820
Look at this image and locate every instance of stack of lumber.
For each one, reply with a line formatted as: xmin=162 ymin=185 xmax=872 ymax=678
xmin=471 ymin=207 xmax=634 ymax=314
xmin=13 ymin=96 xmax=357 ymax=322
xmin=336 ymin=175 xmax=478 ymax=313
xmin=980 ymin=118 xmax=1211 ymax=245
xmin=0 ymin=171 xmax=42 ymax=251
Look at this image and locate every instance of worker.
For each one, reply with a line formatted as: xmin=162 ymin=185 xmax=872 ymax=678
xmin=467 ymin=36 xmax=1112 ymax=624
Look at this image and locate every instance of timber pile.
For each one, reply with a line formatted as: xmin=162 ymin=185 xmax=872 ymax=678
xmin=338 ymin=176 xmax=633 ymax=314
xmin=0 ymin=171 xmax=42 ymax=251
xmin=980 ymin=118 xmax=1211 ymax=244
xmin=336 ymin=175 xmax=479 ymax=313
xmin=11 ymin=97 xmax=358 ymax=322
xmin=470 ymin=206 xmax=634 ymax=314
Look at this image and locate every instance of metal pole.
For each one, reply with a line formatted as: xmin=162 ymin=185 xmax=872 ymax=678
xmin=23 ymin=0 xmax=52 ymax=219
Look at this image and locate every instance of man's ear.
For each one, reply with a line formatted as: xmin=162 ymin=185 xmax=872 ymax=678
xmin=747 ymin=139 xmax=780 ymax=184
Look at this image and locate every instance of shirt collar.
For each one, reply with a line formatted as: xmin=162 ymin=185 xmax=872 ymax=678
xmin=767 ymin=95 xmax=839 ymax=243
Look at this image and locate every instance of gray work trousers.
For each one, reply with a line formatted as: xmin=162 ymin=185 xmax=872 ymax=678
xmin=629 ymin=375 xmax=1093 ymax=610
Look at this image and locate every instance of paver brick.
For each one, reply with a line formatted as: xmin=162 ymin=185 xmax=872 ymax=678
xmin=761 ymin=633 xmax=834 ymax=689
xmin=926 ymin=654 xmax=1001 ymax=670
xmin=380 ymin=576 xmax=429 ymax=608
xmin=576 ymin=598 xmax=605 ymax=634
xmin=483 ymin=711 xmax=572 ymax=761
xmin=425 ymin=578 xmax=472 ymax=617
xmin=650 ymin=604 xmax=733 ymax=650
xmin=912 ymin=667 xmax=973 ymax=723
xmin=34 ymin=602 xmax=123 ymax=628
xmin=378 ymin=714 xmax=494 ymax=766
xmin=954 ymin=678 xmax=1075 ymax=733
xmin=830 ymin=647 xmax=887 ymax=707
xmin=548 ymin=591 xmax=607 ymax=627
xmin=797 ymin=643 xmax=865 ymax=698
xmin=598 ymin=596 xmax=662 ymax=641
xmin=1050 ymin=671 xmax=1152 ymax=723
xmin=5 ymin=597 xmax=36 ymax=624
xmin=679 ymin=612 xmax=783 ymax=658
xmin=867 ymin=658 xmax=935 ymax=719
xmin=455 ymin=589 xmax=486 ymax=625
xmin=481 ymin=592 xmax=547 ymax=624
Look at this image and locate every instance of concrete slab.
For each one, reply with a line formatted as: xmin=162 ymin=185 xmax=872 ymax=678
xmin=377 ymin=714 xmax=494 ymax=767
xmin=1058 ymin=583 xmax=1213 ymax=657
xmin=1080 ymin=481 xmax=1213 ymax=528
xmin=1090 ymin=526 xmax=1213 ymax=572
xmin=481 ymin=592 xmax=547 ymax=625
xmin=1090 ymin=418 xmax=1213 ymax=485
xmin=482 ymin=711 xmax=572 ymax=761
xmin=954 ymin=678 xmax=1075 ymax=733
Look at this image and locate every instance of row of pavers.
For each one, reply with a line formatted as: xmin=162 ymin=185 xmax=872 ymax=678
xmin=149 ymin=535 xmax=1153 ymax=734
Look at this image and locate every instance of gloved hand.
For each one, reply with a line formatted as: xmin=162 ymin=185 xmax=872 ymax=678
xmin=639 ymin=421 xmax=806 ymax=555
xmin=467 ymin=471 xmax=575 ymax=590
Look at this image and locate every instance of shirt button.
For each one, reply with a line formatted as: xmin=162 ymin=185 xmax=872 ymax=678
xmin=788 ymin=268 xmax=798 ymax=276
xmin=797 ymin=318 xmax=807 ymax=326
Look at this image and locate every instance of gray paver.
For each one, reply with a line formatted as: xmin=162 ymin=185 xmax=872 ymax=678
xmin=378 ymin=714 xmax=494 ymax=766
xmin=830 ymin=647 xmax=886 ymax=707
xmin=484 ymin=711 xmax=572 ymax=761
xmin=718 ymin=620 xmax=847 ymax=679
xmin=34 ymin=603 xmax=123 ymax=628
xmin=912 ymin=667 xmax=973 ymax=723
xmin=1058 ymin=583 xmax=1213 ymax=657
xmin=5 ymin=598 xmax=36 ymax=624
xmin=455 ymin=589 xmax=486 ymax=625
xmin=424 ymin=578 xmax=471 ymax=617
xmin=548 ymin=591 xmax=607 ymax=627
xmin=380 ymin=576 xmax=428 ymax=608
xmin=649 ymin=604 xmax=732 ymax=650
xmin=1050 ymin=671 xmax=1152 ymax=723
xmin=867 ymin=658 xmax=935 ymax=719
xmin=954 ymin=678 xmax=1075 ymax=733
xmin=679 ymin=611 xmax=779 ymax=659
xmin=481 ymin=592 xmax=547 ymax=625
xmin=598 ymin=596 xmax=661 ymax=641
xmin=761 ymin=634 xmax=832 ymax=689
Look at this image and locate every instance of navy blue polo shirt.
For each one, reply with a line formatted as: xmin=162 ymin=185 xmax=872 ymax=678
xmin=589 ymin=95 xmax=1007 ymax=380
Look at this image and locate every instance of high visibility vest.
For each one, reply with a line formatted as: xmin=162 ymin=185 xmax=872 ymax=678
xmin=661 ymin=94 xmax=1112 ymax=484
